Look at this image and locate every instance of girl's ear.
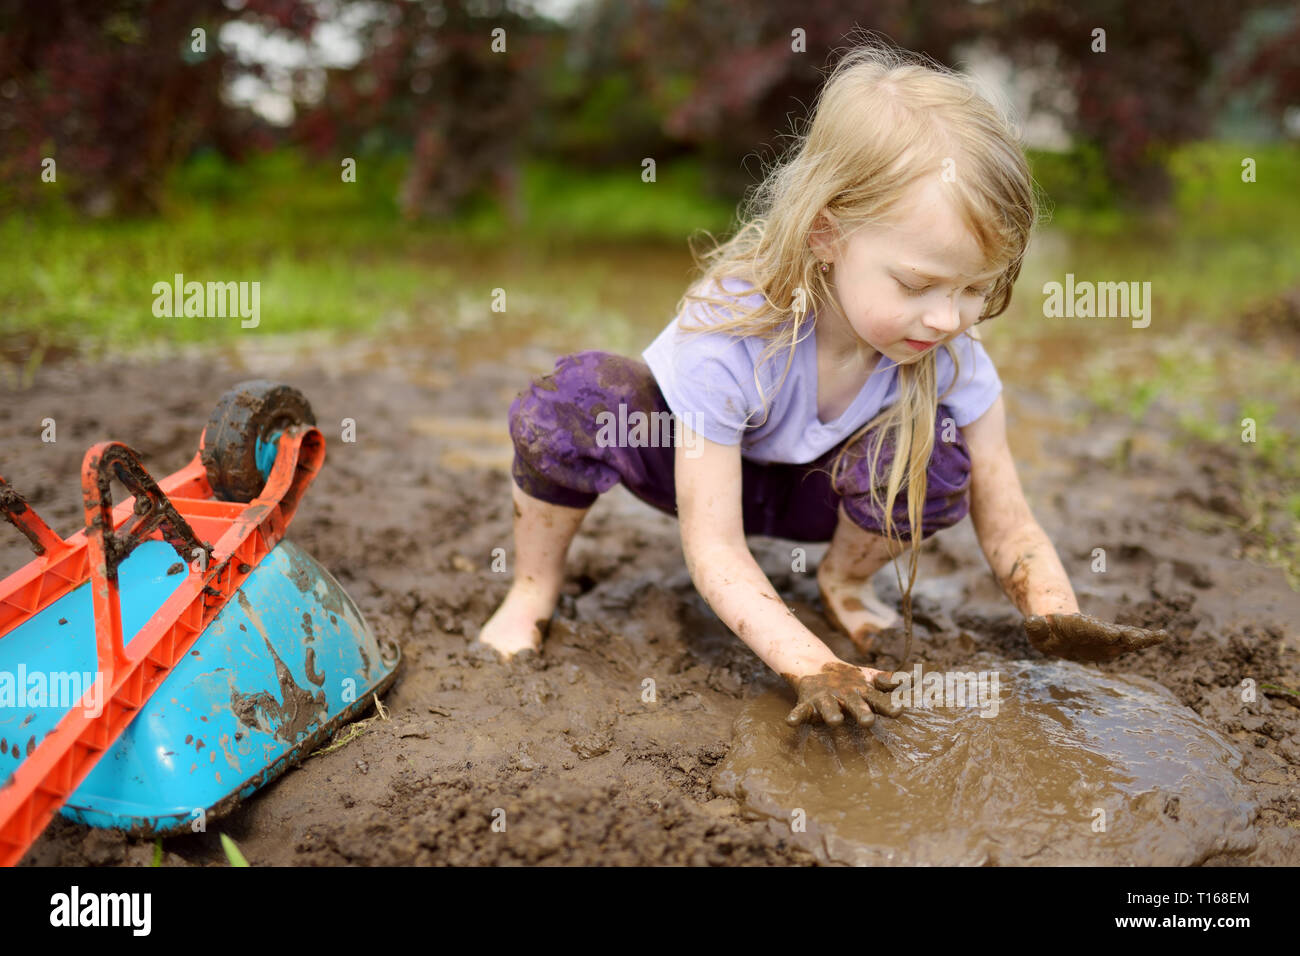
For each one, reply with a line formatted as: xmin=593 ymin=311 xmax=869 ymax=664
xmin=808 ymin=210 xmax=838 ymax=262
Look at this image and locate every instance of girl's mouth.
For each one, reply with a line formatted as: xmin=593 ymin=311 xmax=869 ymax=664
xmin=904 ymin=339 xmax=938 ymax=351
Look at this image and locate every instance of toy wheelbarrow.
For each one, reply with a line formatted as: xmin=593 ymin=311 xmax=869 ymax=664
xmin=0 ymin=381 xmax=400 ymax=865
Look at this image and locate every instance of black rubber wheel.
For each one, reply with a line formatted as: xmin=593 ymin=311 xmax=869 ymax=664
xmin=201 ymin=380 xmax=316 ymax=502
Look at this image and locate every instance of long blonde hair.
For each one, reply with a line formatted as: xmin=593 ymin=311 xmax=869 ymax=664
xmin=674 ymin=37 xmax=1038 ymax=658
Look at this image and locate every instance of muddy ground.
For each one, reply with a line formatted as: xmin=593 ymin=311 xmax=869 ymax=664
xmin=4 ymin=330 xmax=1297 ymax=866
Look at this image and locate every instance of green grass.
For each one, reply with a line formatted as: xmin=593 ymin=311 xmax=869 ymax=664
xmin=513 ymin=158 xmax=736 ymax=241
xmin=2 ymin=140 xmax=1297 ymax=356
xmin=1 ymin=150 xmax=736 ymax=354
xmin=1028 ymin=140 xmax=1300 ymax=237
xmin=220 ymin=833 xmax=250 ymax=867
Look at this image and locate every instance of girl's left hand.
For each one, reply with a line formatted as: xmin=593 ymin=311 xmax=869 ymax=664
xmin=1024 ymin=612 xmax=1167 ymax=663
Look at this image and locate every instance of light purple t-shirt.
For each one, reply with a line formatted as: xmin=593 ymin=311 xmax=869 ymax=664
xmin=641 ymin=277 xmax=1002 ymax=465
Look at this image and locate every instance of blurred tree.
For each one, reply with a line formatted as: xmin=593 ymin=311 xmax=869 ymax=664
xmin=580 ymin=0 xmax=1294 ymax=205
xmin=3 ymin=0 xmax=1294 ymax=218
xmin=985 ymin=0 xmax=1285 ymax=206
xmin=293 ymin=0 xmax=555 ymax=221
xmin=591 ymin=0 xmax=992 ymax=197
xmin=1220 ymin=5 xmax=1300 ymax=126
xmin=0 ymin=0 xmax=316 ymax=214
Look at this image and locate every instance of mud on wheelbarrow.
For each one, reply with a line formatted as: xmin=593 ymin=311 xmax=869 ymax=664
xmin=0 ymin=381 xmax=401 ymax=866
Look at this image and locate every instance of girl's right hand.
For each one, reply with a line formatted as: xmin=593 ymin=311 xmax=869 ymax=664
xmin=1024 ymin=612 xmax=1167 ymax=662
xmin=784 ymin=661 xmax=905 ymax=728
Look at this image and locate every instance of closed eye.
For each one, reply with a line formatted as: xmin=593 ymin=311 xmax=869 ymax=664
xmin=896 ymin=277 xmax=993 ymax=297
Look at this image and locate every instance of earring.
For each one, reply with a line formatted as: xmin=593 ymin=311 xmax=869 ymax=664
xmin=819 ymin=261 xmax=829 ymax=273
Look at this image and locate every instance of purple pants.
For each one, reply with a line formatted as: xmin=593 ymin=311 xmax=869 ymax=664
xmin=507 ymin=350 xmax=971 ymax=543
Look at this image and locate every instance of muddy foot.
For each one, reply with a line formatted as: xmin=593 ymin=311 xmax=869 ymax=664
xmin=816 ymin=566 xmax=900 ymax=654
xmin=477 ymin=587 xmax=554 ymax=658
xmin=466 ymin=640 xmax=544 ymax=669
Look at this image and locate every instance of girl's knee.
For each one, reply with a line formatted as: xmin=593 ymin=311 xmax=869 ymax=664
xmin=507 ymin=356 xmax=603 ymax=506
xmin=510 ymin=352 xmax=594 ymax=435
xmin=510 ymin=351 xmax=661 ymax=447
xmin=583 ymin=350 xmax=663 ymax=415
xmin=836 ymin=404 xmax=972 ymax=541
xmin=507 ymin=351 xmax=665 ymax=507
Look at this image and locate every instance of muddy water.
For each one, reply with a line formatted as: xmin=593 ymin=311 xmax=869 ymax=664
xmin=714 ymin=657 xmax=1257 ymax=865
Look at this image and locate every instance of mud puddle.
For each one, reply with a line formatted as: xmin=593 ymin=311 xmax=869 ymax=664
xmin=714 ymin=657 xmax=1257 ymax=865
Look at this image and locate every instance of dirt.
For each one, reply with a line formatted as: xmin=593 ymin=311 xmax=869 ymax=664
xmin=2 ymin=331 xmax=1298 ymax=866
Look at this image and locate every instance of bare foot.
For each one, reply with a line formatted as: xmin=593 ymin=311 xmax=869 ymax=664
xmin=477 ymin=585 xmax=556 ymax=659
xmin=816 ymin=564 xmax=900 ymax=654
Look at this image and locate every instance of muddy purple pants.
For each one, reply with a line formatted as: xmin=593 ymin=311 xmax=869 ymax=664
xmin=507 ymin=351 xmax=971 ymax=543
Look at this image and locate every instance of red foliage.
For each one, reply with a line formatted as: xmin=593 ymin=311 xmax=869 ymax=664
xmin=0 ymin=0 xmax=316 ymax=213
xmin=291 ymin=0 xmax=552 ymax=220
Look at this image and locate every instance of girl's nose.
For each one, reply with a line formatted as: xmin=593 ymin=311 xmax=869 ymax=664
xmin=922 ymin=292 xmax=962 ymax=333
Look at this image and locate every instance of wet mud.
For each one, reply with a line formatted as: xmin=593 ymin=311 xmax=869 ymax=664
xmin=715 ymin=658 xmax=1257 ymax=865
xmin=1 ymin=331 xmax=1297 ymax=866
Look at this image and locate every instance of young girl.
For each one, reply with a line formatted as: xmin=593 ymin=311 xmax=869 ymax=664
xmin=478 ymin=43 xmax=1167 ymax=727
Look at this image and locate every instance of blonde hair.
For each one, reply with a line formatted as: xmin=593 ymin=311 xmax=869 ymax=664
xmin=673 ymin=37 xmax=1037 ymax=659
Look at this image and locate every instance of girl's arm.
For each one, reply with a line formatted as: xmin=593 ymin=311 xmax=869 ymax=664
xmin=963 ymin=396 xmax=1167 ymax=660
xmin=962 ymin=395 xmax=1078 ymax=616
xmin=673 ymin=423 xmax=901 ymax=726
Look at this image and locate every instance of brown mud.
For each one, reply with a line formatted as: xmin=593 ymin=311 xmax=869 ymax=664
xmin=2 ymin=334 xmax=1297 ymax=866
xmin=717 ymin=659 xmax=1256 ymax=865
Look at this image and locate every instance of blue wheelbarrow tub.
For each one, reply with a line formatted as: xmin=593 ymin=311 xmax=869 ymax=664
xmin=1 ymin=539 xmax=190 ymax=774
xmin=0 ymin=537 xmax=397 ymax=836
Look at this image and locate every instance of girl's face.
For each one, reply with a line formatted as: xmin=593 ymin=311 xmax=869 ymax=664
xmin=811 ymin=178 xmax=1000 ymax=365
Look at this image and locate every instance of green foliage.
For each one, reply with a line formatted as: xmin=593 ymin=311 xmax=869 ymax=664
xmin=1127 ymin=380 xmax=1161 ymax=421
xmin=1028 ymin=143 xmax=1119 ymax=224
xmin=220 ymin=833 xmax=249 ymax=867
xmin=1240 ymin=400 xmax=1282 ymax=468
xmin=545 ymin=73 xmax=664 ymax=155
xmin=168 ymin=148 xmax=243 ymax=203
xmin=1165 ymin=142 xmax=1300 ymax=234
xmin=162 ymin=148 xmax=406 ymax=222
xmin=517 ymin=158 xmax=734 ymax=240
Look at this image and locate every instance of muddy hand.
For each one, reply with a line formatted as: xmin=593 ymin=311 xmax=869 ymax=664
xmin=784 ymin=661 xmax=904 ymax=728
xmin=1024 ymin=612 xmax=1167 ymax=663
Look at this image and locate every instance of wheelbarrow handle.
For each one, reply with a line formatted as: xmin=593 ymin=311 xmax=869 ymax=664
xmin=0 ymin=475 xmax=67 ymax=557
xmin=81 ymin=443 xmax=214 ymax=582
